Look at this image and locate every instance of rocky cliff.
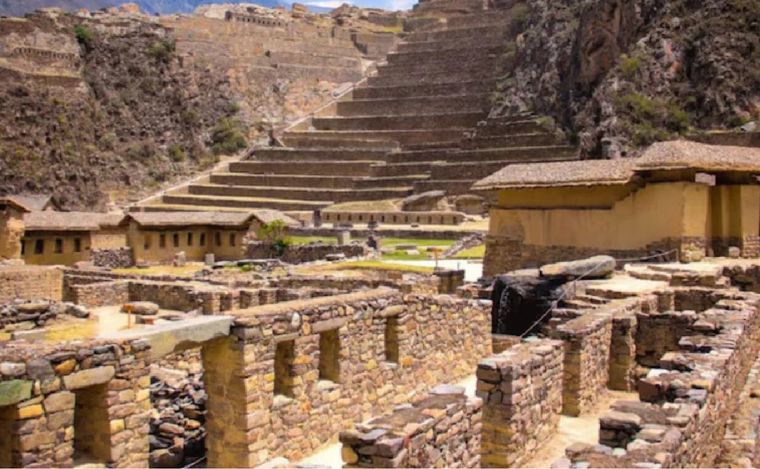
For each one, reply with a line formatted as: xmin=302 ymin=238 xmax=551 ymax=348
xmin=0 ymin=10 xmax=241 ymax=210
xmin=493 ymin=0 xmax=760 ymax=157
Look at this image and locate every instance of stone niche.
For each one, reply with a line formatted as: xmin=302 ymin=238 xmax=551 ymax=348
xmin=205 ymin=288 xmax=492 ymax=466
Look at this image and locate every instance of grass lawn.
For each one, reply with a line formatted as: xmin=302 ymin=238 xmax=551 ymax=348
xmin=288 ymin=236 xmax=455 ymax=261
xmin=452 ymin=244 xmax=486 ymax=259
xmin=328 ymin=260 xmax=435 ymax=274
xmin=113 ymin=264 xmax=205 ymax=277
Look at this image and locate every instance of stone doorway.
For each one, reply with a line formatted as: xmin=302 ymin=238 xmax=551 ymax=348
xmin=73 ymin=384 xmax=111 ymax=465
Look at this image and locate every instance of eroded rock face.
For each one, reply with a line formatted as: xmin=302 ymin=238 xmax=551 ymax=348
xmin=493 ymin=0 xmax=760 ymax=157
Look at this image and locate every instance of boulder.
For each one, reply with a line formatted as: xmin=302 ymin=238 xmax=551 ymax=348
xmin=150 ymin=448 xmax=183 ymax=468
xmin=454 ymin=194 xmax=487 ymax=215
xmin=122 ymin=301 xmax=160 ymax=316
xmin=540 ymin=255 xmax=616 ymax=280
xmin=401 ymin=190 xmax=447 ymax=212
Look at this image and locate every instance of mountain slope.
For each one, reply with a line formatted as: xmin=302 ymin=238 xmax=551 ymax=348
xmin=0 ymin=11 xmax=242 ymax=209
xmin=0 ymin=0 xmax=290 ymax=16
xmin=491 ymin=0 xmax=760 ymax=157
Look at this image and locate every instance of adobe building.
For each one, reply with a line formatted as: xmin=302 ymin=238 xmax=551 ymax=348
xmin=125 ymin=211 xmax=286 ymax=264
xmin=474 ymin=141 xmax=760 ymax=277
xmin=0 ymin=198 xmax=30 ymax=262
xmin=20 ymin=211 xmax=127 ymax=266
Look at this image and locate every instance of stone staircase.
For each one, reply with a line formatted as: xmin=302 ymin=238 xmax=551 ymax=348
xmin=145 ymin=3 xmax=579 ymax=214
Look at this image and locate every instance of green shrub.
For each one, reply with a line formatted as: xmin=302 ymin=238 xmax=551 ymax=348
xmin=168 ymin=144 xmax=186 ymax=162
xmin=257 ymin=220 xmax=291 ymax=256
xmin=619 ymin=53 xmax=641 ymax=79
xmin=509 ymin=4 xmax=531 ymax=31
xmin=617 ymin=93 xmax=658 ymax=121
xmin=148 ymin=40 xmax=176 ymax=62
xmin=665 ymin=103 xmax=690 ymax=133
xmin=211 ymin=118 xmax=247 ymax=155
xmin=74 ymin=25 xmax=94 ymax=48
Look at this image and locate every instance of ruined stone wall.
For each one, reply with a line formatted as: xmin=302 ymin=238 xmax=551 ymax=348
xmin=0 ymin=266 xmax=63 ymax=303
xmin=339 ymin=385 xmax=482 ymax=468
xmin=207 ymin=289 xmax=492 ymax=466
xmin=476 ymin=339 xmax=564 ymax=467
xmin=0 ymin=339 xmax=151 ymax=468
xmin=321 ymin=211 xmax=466 ymax=226
xmin=91 ymin=247 xmax=133 ymax=269
xmin=70 ymin=280 xmax=130 ymax=308
xmin=563 ymin=287 xmax=760 ymax=468
xmin=245 ymin=242 xmax=366 ymax=263
xmin=550 ymin=312 xmax=612 ymax=416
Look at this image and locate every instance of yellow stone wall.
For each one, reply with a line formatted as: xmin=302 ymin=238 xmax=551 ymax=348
xmin=126 ymin=222 xmax=247 ymax=263
xmin=0 ymin=206 xmax=25 ymax=261
xmin=485 ymin=181 xmax=760 ymax=274
xmin=21 ymin=232 xmax=92 ymax=265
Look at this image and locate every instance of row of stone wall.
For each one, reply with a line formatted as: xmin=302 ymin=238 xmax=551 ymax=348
xmin=476 ymin=339 xmax=564 ymax=467
xmin=206 ymin=289 xmax=492 ymax=466
xmin=550 ymin=313 xmax=613 ymax=416
xmin=562 ymin=287 xmax=760 ymax=467
xmin=90 ymin=248 xmax=134 ymax=269
xmin=0 ymin=266 xmax=63 ymax=303
xmin=321 ymin=211 xmax=466 ymax=226
xmin=339 ymin=384 xmax=482 ymax=468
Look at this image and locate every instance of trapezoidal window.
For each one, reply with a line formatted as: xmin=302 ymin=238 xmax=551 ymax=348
xmin=173 ymin=233 xmax=180 ymax=248
xmin=200 ymin=233 xmax=206 ymax=247
xmin=385 ymin=316 xmax=400 ymax=364
xmin=34 ymin=239 xmax=44 ymax=254
xmin=73 ymin=384 xmax=110 ymax=465
xmin=74 ymin=238 xmax=82 ymax=253
xmin=54 ymin=238 xmax=63 ymax=253
xmin=187 ymin=232 xmax=193 ymax=246
xmin=274 ymin=339 xmax=295 ymax=398
xmin=215 ymin=232 xmax=222 ymax=247
xmin=0 ymin=406 xmax=14 ymax=467
xmin=319 ymin=329 xmax=340 ymax=383
xmin=159 ymin=234 xmax=166 ymax=248
xmin=229 ymin=233 xmax=236 ymax=247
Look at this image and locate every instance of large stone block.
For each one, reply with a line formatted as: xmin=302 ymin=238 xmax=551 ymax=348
xmin=0 ymin=379 xmax=33 ymax=406
xmin=62 ymin=366 xmax=115 ymax=390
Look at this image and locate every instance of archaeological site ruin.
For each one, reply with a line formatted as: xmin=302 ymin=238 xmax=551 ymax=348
xmin=1 ymin=0 xmax=760 ymax=467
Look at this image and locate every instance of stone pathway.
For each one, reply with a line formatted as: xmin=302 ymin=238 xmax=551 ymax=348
xmin=521 ymin=390 xmax=639 ymax=468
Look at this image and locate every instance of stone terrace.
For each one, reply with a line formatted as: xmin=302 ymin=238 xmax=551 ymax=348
xmin=147 ymin=1 xmax=579 ymax=214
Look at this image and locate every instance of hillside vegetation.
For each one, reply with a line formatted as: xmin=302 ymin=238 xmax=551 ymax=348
xmin=0 ymin=13 xmax=243 ymax=209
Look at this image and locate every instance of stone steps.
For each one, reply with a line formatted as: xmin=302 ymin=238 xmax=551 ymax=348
xmin=336 ymin=93 xmax=490 ymax=116
xmin=461 ymin=132 xmax=567 ymax=149
xmin=397 ymin=34 xmax=506 ymax=53
xmin=279 ymin=134 xmax=400 ymax=150
xmin=162 ymin=193 xmax=331 ymax=211
xmin=368 ymin=69 xmax=499 ymax=87
xmin=283 ymin=129 xmax=467 ymax=146
xmin=229 ymin=160 xmax=380 ymax=176
xmin=268 ymin=51 xmax=362 ymax=68
xmin=414 ymin=179 xmax=476 ymax=194
xmin=385 ymin=145 xmax=578 ymax=163
xmin=428 ymin=160 xmax=531 ymax=181
xmin=370 ymin=162 xmax=438 ymax=178
xmin=187 ymin=183 xmax=411 ymax=202
xmin=210 ymin=173 xmax=426 ymax=189
xmin=251 ymin=147 xmax=393 ymax=162
xmin=376 ymin=55 xmax=502 ymax=77
xmin=312 ymin=111 xmax=485 ymax=131
xmin=385 ymin=45 xmax=503 ymax=66
xmin=352 ymin=80 xmax=497 ymax=100
xmin=408 ymin=24 xmax=508 ymax=42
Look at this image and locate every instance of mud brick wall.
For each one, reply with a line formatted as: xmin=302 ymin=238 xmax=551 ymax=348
xmin=0 ymin=339 xmax=151 ymax=468
xmin=551 ymin=313 xmax=612 ymax=416
xmin=205 ymin=289 xmax=492 ymax=467
xmin=476 ymin=339 xmax=564 ymax=467
xmin=0 ymin=266 xmax=63 ymax=303
xmin=339 ymin=385 xmax=482 ymax=468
